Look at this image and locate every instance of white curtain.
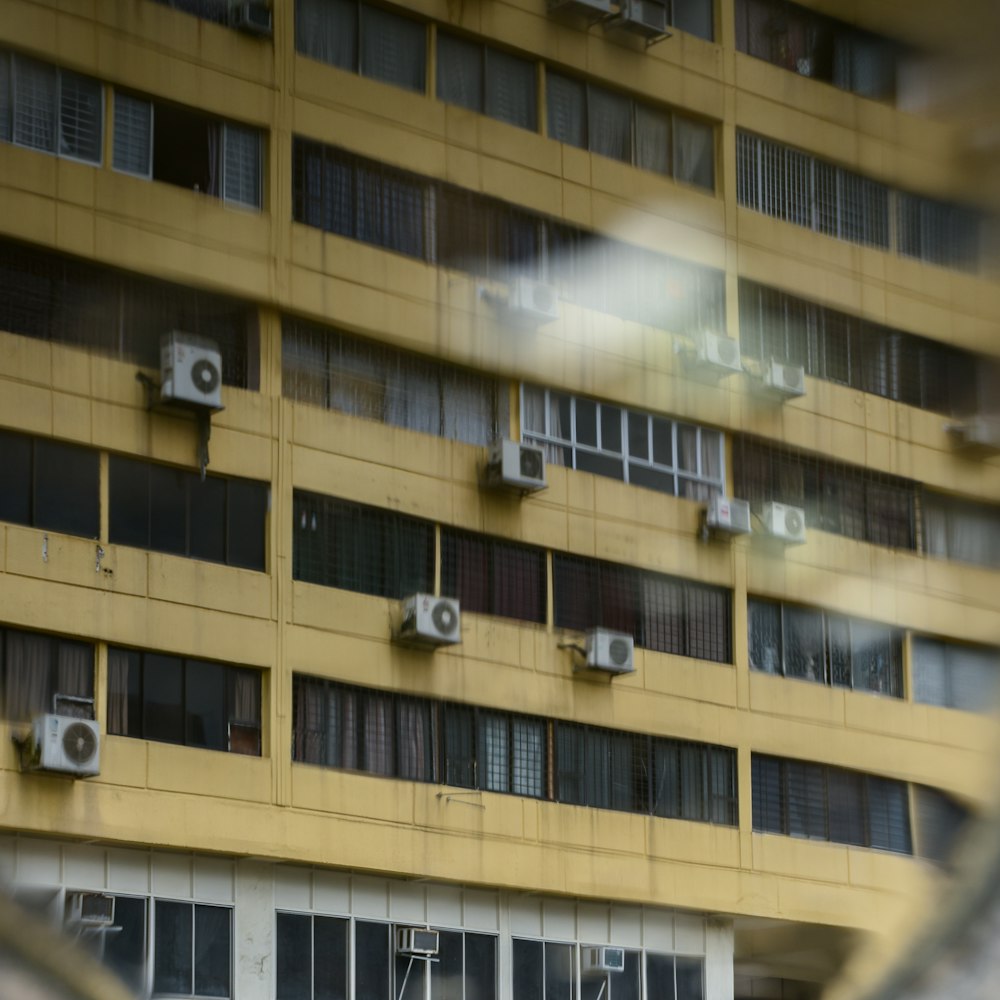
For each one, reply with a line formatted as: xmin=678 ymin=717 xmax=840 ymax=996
xmin=107 ymin=648 xmax=131 ymax=735
xmin=521 ymin=385 xmax=565 ymax=465
xmin=674 ymin=116 xmax=714 ymax=189
xmin=5 ymin=631 xmax=51 ymax=720
xmin=635 ymin=104 xmax=670 ymax=175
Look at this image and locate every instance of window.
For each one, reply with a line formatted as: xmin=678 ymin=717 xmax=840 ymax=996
xmin=437 ymin=33 xmax=537 ymax=131
xmin=112 ymin=93 xmax=262 ymax=209
xmin=733 ymin=436 xmax=917 ymax=550
xmin=912 ymin=786 xmax=970 ymax=864
xmin=911 ymin=636 xmax=999 ymax=712
xmin=748 ymin=599 xmax=903 ymax=697
xmin=0 ymin=50 xmax=102 ymax=164
xmin=734 ymin=0 xmax=900 ymax=101
xmin=292 ymin=493 xmax=434 ymax=598
xmin=282 ymin=318 xmax=510 ymax=446
xmin=737 ymin=130 xmax=986 ymax=272
xmin=0 ymin=626 xmax=94 ymax=722
xmin=441 ymin=529 xmax=546 ymax=624
xmin=149 ymin=0 xmax=230 ymax=25
xmin=291 ymin=139 xmax=726 ymax=334
xmin=922 ymin=492 xmax=1000 ymax=570
xmin=523 ymin=386 xmax=725 ymax=501
xmin=546 ymin=71 xmax=714 ymax=189
xmin=0 ymin=238 xmax=258 ymax=387
xmin=276 ymin=912 xmax=349 ymax=1000
xmin=751 ymin=754 xmax=912 ymax=853
xmin=295 ymin=0 xmax=426 ymax=93
xmin=96 ymin=895 xmax=147 ymax=995
xmin=553 ymin=554 xmax=731 ymax=664
xmin=647 ymin=953 xmax=704 ymax=1000
xmin=738 ymin=279 xmax=993 ymax=415
xmin=292 ymin=676 xmax=736 ymax=825
xmin=0 ymin=429 xmax=100 ymax=539
xmin=153 ymin=900 xmax=231 ymax=998
xmin=106 ymin=647 xmax=261 ymax=755
xmin=109 ymin=456 xmax=268 ymax=570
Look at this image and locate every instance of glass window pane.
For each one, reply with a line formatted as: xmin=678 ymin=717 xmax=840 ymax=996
xmin=546 ymin=72 xmax=586 ymax=148
xmin=13 ymin=55 xmax=56 ymax=152
xmin=646 ymin=954 xmax=675 ymax=1000
xmin=465 ymin=933 xmax=496 ymax=1000
xmin=113 ymin=92 xmax=152 ymax=176
xmin=189 ymin=475 xmax=227 ymax=564
xmin=675 ymin=957 xmax=704 ymax=1000
xmin=154 ymin=900 xmax=193 ymax=995
xmin=782 ymin=606 xmax=825 ymax=683
xmin=104 ymin=896 xmax=146 ymax=995
xmin=600 ymin=405 xmax=622 ymax=453
xmin=185 ymin=660 xmax=227 ymax=750
xmin=544 ymin=942 xmax=575 ymax=1000
xmin=193 ymin=903 xmax=231 ymax=997
xmin=635 ymin=104 xmax=670 ymax=175
xmin=59 ymin=71 xmax=102 ymax=163
xmin=627 ymin=412 xmax=649 ymax=460
xmin=587 ymin=86 xmax=631 ymax=163
xmin=437 ymin=33 xmax=482 ymax=112
xmin=485 ymin=49 xmax=536 ymax=131
xmin=748 ymin=600 xmax=781 ymax=674
xmin=149 ymin=465 xmax=189 ymax=555
xmin=34 ymin=439 xmax=100 ymax=538
xmin=673 ymin=0 xmax=713 ymax=39
xmin=109 ymin=455 xmax=150 ymax=548
xmin=143 ymin=654 xmax=185 ymax=744
xmin=360 ymin=7 xmax=426 ymax=92
xmin=512 ymin=939 xmax=543 ymax=1000
xmin=0 ymin=429 xmax=32 ymax=525
xmin=276 ymin=912 xmax=311 ymax=1000
xmin=674 ymin=117 xmax=714 ymax=190
xmin=314 ymin=915 xmax=349 ymax=1000
xmin=223 ymin=123 xmax=261 ymax=209
xmin=296 ymin=0 xmax=357 ymax=70
xmin=227 ymin=478 xmax=268 ymax=571
xmin=431 ymin=930 xmax=464 ymax=1000
xmin=575 ymin=398 xmax=597 ymax=446
xmin=356 ymin=921 xmax=391 ymax=1000
xmin=652 ymin=418 xmax=673 ymax=465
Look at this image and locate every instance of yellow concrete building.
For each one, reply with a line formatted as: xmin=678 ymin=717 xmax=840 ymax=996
xmin=0 ymin=1 xmax=997 ymax=998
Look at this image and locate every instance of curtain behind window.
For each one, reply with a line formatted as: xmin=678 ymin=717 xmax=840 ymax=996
xmin=359 ymin=6 xmax=426 ymax=92
xmin=588 ymin=87 xmax=631 ymax=163
xmin=437 ymin=33 xmax=481 ymax=112
xmin=634 ymin=104 xmax=670 ymax=175
xmin=296 ymin=0 xmax=357 ymax=70
xmin=486 ymin=49 xmax=536 ymax=130
xmin=4 ymin=631 xmax=51 ymax=720
xmin=546 ymin=72 xmax=585 ymax=148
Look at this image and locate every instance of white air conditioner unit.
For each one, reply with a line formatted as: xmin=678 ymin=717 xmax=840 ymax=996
xmin=948 ymin=415 xmax=1000 ymax=457
xmin=689 ymin=332 xmax=743 ymax=377
xmin=397 ymin=595 xmax=462 ymax=648
xmin=761 ymin=501 xmax=807 ymax=545
xmin=26 ymin=715 xmax=101 ymax=777
xmin=484 ymin=439 xmax=547 ymax=493
xmin=66 ymin=892 xmax=115 ymax=927
xmin=609 ymin=0 xmax=670 ymax=41
xmin=583 ymin=946 xmax=626 ymax=974
xmin=230 ymin=1 xmax=272 ymax=36
xmin=396 ymin=927 xmax=440 ymax=957
xmin=507 ymin=277 xmax=560 ymax=325
xmin=160 ymin=332 xmax=224 ymax=411
xmin=705 ymin=495 xmax=752 ymax=536
xmin=548 ymin=0 xmax=614 ymax=14
xmin=760 ymin=360 xmax=806 ymax=399
xmin=583 ymin=629 xmax=635 ymax=675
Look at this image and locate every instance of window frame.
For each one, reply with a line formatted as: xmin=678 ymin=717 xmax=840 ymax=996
xmin=151 ymin=898 xmax=233 ymax=999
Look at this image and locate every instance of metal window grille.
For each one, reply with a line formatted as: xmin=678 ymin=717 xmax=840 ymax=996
xmin=292 ymin=492 xmax=434 ymax=599
xmin=292 ymin=676 xmax=736 ymax=824
xmin=440 ymin=528 xmax=546 ymax=624
xmin=733 ymin=434 xmax=918 ymax=550
xmin=751 ymin=754 xmax=913 ymax=853
xmin=281 ymin=317 xmax=509 ymax=447
xmin=552 ymin=553 xmax=732 ymax=664
xmin=291 ymin=138 xmax=725 ymax=334
xmin=748 ymin=598 xmax=903 ymax=697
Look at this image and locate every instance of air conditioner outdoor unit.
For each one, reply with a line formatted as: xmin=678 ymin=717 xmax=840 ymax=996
xmin=396 ymin=927 xmax=440 ymax=957
xmin=26 ymin=715 xmax=101 ymax=777
xmin=761 ymin=501 xmax=807 ymax=545
xmin=689 ymin=332 xmax=743 ymax=377
xmin=705 ymin=495 xmax=752 ymax=536
xmin=160 ymin=332 xmax=224 ymax=411
xmin=609 ymin=0 xmax=670 ymax=41
xmin=583 ymin=946 xmax=626 ymax=974
xmin=65 ymin=892 xmax=115 ymax=927
xmin=507 ymin=277 xmax=560 ymax=325
xmin=948 ymin=415 xmax=1000 ymax=457
xmin=761 ymin=360 xmax=806 ymax=399
xmin=548 ymin=0 xmax=614 ymax=15
xmin=230 ymin=1 xmax=272 ymax=36
xmin=484 ymin=439 xmax=547 ymax=493
xmin=583 ymin=629 xmax=635 ymax=675
xmin=397 ymin=595 xmax=462 ymax=648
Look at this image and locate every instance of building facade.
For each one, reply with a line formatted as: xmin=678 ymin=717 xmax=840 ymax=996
xmin=0 ymin=1 xmax=998 ymax=998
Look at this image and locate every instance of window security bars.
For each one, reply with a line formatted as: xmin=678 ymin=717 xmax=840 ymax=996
xmin=522 ymin=385 xmax=725 ymax=501
xmin=291 ymin=139 xmax=726 ymax=335
xmin=106 ymin=647 xmax=262 ymax=755
xmin=0 ymin=625 xmax=94 ymax=723
xmin=737 ymin=131 xmax=985 ymax=272
xmin=281 ymin=318 xmax=510 ymax=447
xmin=738 ymin=279 xmax=999 ymax=416
xmin=734 ymin=0 xmax=901 ymax=102
xmin=0 ymin=238 xmax=257 ymax=388
xmin=733 ymin=436 xmax=917 ymax=550
xmin=752 ymin=754 xmax=912 ymax=854
xmin=748 ymin=599 xmax=903 ymax=697
xmin=109 ymin=456 xmax=269 ymax=571
xmin=292 ymin=676 xmax=739 ymax=826
xmin=554 ymin=555 xmax=731 ymax=664
xmin=0 ymin=50 xmax=103 ymax=164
